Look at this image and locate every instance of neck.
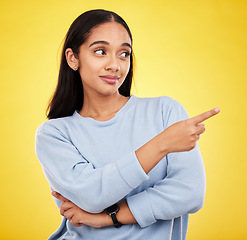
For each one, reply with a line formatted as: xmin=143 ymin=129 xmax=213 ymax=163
xmin=79 ymin=91 xmax=129 ymax=120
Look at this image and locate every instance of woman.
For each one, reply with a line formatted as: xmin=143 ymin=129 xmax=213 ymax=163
xmin=35 ymin=9 xmax=220 ymax=240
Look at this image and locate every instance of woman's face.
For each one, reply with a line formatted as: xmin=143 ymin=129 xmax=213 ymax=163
xmin=77 ymin=21 xmax=132 ymax=97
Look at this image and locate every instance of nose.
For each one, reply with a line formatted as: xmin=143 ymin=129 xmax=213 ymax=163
xmin=105 ymin=56 xmax=120 ymax=72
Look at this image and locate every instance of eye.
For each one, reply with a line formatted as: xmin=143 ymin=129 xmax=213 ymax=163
xmin=94 ymin=49 xmax=106 ymax=55
xmin=120 ymin=51 xmax=130 ymax=58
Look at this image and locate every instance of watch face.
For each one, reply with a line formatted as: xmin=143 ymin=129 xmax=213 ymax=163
xmin=106 ymin=204 xmax=119 ymax=214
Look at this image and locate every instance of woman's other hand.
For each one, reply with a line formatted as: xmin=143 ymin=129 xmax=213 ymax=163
xmin=52 ymin=191 xmax=111 ymax=228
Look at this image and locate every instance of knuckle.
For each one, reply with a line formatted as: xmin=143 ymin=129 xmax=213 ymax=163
xmin=73 ymin=216 xmax=79 ymax=222
xmin=60 ymin=208 xmax=64 ymax=215
xmin=200 ymin=128 xmax=205 ymax=134
xmin=199 ymin=126 xmax=205 ymax=134
xmin=189 ymin=140 xmax=196 ymax=149
xmin=188 ymin=145 xmax=193 ymax=151
xmin=187 ymin=138 xmax=196 ymax=151
xmin=60 ymin=203 xmax=65 ymax=210
xmin=189 ymin=129 xmax=196 ymax=136
xmin=188 ymin=136 xmax=194 ymax=143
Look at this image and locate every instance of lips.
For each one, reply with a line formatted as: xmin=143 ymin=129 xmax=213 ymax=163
xmin=100 ymin=75 xmax=120 ymax=84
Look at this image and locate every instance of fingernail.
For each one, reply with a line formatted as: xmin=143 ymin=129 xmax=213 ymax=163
xmin=214 ymin=108 xmax=220 ymax=113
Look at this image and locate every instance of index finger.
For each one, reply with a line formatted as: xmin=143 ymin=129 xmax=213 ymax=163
xmin=52 ymin=191 xmax=69 ymax=202
xmin=191 ymin=107 xmax=220 ymax=124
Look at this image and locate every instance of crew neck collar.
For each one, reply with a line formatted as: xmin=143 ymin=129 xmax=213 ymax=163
xmin=73 ymin=94 xmax=136 ymax=126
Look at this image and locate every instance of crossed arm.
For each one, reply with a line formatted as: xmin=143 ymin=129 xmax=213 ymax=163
xmin=52 ymin=191 xmax=135 ymax=228
xmin=52 ymin=108 xmax=220 ymax=228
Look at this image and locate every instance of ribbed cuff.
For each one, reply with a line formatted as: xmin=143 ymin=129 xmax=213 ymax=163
xmin=116 ymin=151 xmax=149 ymax=189
xmin=127 ymin=191 xmax=156 ymax=228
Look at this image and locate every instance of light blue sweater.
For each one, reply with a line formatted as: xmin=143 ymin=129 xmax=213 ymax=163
xmin=35 ymin=95 xmax=206 ymax=240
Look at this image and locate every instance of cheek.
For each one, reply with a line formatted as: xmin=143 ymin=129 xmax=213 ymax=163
xmin=88 ymin=60 xmax=105 ymax=74
xmin=122 ymin=61 xmax=131 ymax=76
xmin=80 ymin=60 xmax=101 ymax=77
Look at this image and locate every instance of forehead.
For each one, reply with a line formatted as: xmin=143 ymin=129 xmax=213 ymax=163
xmin=85 ymin=22 xmax=132 ymax=46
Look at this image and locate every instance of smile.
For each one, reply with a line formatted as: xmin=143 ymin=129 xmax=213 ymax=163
xmin=99 ymin=75 xmax=120 ymax=84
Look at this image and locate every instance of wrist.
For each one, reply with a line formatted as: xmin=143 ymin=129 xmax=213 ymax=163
xmin=100 ymin=212 xmax=113 ymax=228
xmin=157 ymin=131 xmax=170 ymax=156
xmin=117 ymin=200 xmax=137 ymax=225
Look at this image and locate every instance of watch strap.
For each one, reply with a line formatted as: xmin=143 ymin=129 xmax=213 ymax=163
xmin=106 ymin=204 xmax=123 ymax=228
xmin=110 ymin=213 xmax=122 ymax=228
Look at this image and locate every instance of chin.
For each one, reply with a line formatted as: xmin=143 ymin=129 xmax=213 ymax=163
xmin=99 ymin=85 xmax=122 ymax=96
xmin=96 ymin=88 xmax=120 ymax=97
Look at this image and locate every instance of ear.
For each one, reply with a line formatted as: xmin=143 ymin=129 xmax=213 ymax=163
xmin=65 ymin=48 xmax=79 ymax=71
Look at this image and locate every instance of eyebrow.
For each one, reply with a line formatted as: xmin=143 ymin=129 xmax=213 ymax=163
xmin=89 ymin=40 xmax=132 ymax=49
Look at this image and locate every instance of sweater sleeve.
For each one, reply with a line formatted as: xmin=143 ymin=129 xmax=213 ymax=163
xmin=35 ymin=121 xmax=149 ymax=213
xmin=126 ymin=99 xmax=206 ymax=228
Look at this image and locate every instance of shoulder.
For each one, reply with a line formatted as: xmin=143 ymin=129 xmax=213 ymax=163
xmin=132 ymin=95 xmax=188 ymax=127
xmin=133 ymin=95 xmax=183 ymax=111
xmin=35 ymin=113 xmax=77 ymax=140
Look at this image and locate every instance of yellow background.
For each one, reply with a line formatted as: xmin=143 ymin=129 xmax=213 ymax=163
xmin=1 ymin=0 xmax=246 ymax=239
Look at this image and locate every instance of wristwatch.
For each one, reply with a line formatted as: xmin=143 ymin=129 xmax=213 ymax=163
xmin=105 ymin=204 xmax=123 ymax=228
